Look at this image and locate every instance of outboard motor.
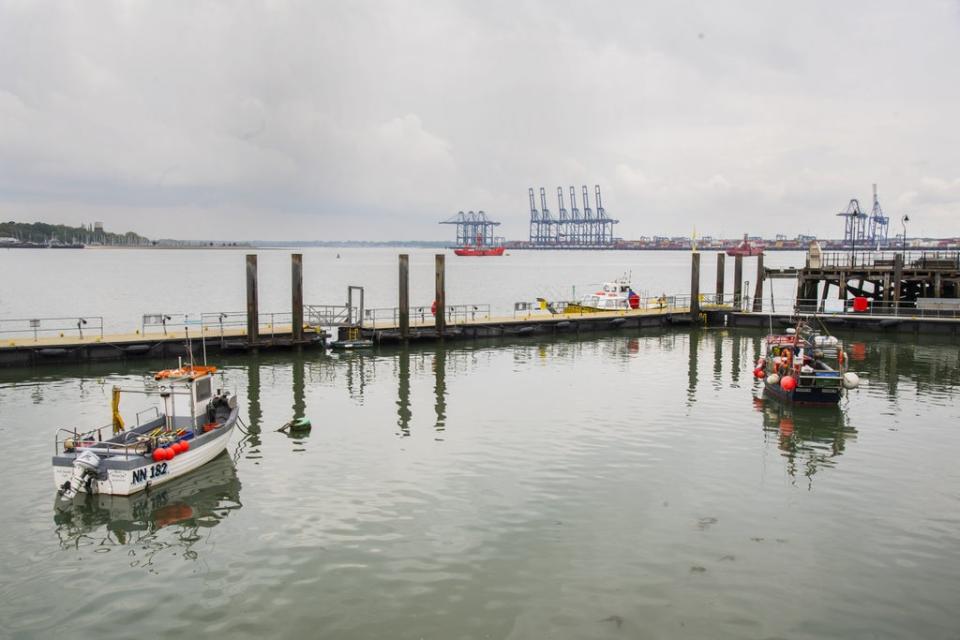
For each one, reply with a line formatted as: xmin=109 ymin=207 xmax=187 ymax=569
xmin=58 ymin=449 xmax=101 ymax=501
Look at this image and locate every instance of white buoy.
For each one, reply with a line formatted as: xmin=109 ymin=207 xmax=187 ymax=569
xmin=766 ymin=373 xmax=780 ymax=386
xmin=842 ymin=372 xmax=860 ymax=389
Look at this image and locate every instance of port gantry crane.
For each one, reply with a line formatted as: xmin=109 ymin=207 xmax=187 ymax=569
xmin=836 ymin=184 xmax=892 ymax=249
xmin=527 ymin=184 xmax=619 ymax=247
xmin=868 ymin=184 xmax=890 ymax=246
xmin=440 ymin=210 xmax=501 ymax=247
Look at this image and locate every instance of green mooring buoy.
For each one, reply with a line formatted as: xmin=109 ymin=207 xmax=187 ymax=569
xmin=291 ymin=417 xmax=312 ymax=431
xmin=277 ymin=417 xmax=312 ymax=433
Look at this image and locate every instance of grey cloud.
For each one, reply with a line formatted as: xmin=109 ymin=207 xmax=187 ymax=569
xmin=0 ymin=0 xmax=958 ymax=240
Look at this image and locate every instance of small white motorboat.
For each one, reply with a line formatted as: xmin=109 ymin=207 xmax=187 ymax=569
xmin=53 ymin=365 xmax=238 ymax=500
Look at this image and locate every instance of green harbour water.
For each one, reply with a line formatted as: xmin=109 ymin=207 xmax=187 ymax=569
xmin=1 ymin=328 xmax=959 ymax=639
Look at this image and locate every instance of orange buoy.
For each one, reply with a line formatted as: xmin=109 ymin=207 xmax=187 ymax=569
xmin=780 ymin=376 xmax=797 ymax=392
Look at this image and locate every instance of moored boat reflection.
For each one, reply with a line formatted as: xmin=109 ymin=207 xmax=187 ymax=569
xmin=53 ymin=452 xmax=242 ymax=565
xmin=754 ymin=397 xmax=856 ymax=488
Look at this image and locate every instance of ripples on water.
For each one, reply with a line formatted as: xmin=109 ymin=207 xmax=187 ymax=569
xmin=1 ymin=329 xmax=959 ymax=639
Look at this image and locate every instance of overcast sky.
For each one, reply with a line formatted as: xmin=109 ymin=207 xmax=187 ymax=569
xmin=1 ymin=1 xmax=959 ymax=241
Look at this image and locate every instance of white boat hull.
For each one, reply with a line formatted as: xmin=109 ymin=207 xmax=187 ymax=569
xmin=53 ymin=422 xmax=234 ymax=497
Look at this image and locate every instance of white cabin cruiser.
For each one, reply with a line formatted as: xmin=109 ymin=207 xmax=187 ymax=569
xmin=565 ymin=277 xmax=641 ymax=313
xmin=53 ymin=365 xmax=238 ymax=500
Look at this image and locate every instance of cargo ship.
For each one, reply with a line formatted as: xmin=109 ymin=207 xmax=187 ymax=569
xmin=726 ymin=234 xmax=764 ymax=257
xmin=453 ymin=233 xmax=504 ymax=256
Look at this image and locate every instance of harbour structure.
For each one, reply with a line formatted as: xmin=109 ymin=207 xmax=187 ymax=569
xmin=7 ymin=249 xmax=960 ymax=369
xmin=439 ymin=210 xmax=503 ymax=249
xmin=528 ymin=185 xmax=619 ymax=248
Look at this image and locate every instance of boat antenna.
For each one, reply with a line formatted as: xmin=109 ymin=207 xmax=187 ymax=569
xmin=185 ymin=320 xmax=195 ymax=368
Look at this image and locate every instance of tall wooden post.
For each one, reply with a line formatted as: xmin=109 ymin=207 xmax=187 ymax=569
xmin=752 ymin=254 xmax=764 ymax=312
xmin=399 ymin=254 xmax=410 ymax=340
xmin=291 ymin=253 xmax=303 ymax=342
xmin=246 ymin=254 xmax=259 ymax=346
xmin=733 ymin=255 xmax=743 ymax=310
xmin=690 ymin=252 xmax=701 ymax=318
xmin=434 ymin=254 xmax=446 ymax=337
xmin=893 ymin=253 xmax=903 ymax=310
xmin=715 ymin=253 xmax=725 ymax=303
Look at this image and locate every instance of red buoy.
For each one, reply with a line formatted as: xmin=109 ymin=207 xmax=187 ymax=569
xmin=853 ymin=296 xmax=868 ymax=312
xmin=172 ymin=441 xmax=184 ymax=454
xmin=152 ymin=449 xmax=164 ymax=462
xmin=780 ymin=375 xmax=797 ymax=392
xmin=180 ymin=441 xmax=190 ymax=453
xmin=163 ymin=447 xmax=175 ymax=460
xmin=754 ymin=367 xmax=764 ymax=379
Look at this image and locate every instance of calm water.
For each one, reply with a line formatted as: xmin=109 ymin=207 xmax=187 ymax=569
xmin=0 ymin=247 xmax=805 ymax=332
xmin=1 ymin=328 xmax=959 ymax=639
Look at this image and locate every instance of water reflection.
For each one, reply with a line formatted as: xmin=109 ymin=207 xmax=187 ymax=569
xmin=433 ymin=348 xmax=446 ymax=433
xmin=241 ymin=359 xmax=263 ymax=461
xmin=687 ymin=330 xmax=699 ymax=406
xmin=53 ymin=452 xmax=241 ymax=570
xmin=397 ymin=348 xmax=411 ymax=436
xmin=754 ymin=398 xmax=856 ymax=488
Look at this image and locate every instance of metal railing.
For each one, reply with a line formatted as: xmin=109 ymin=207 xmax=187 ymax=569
xmin=817 ymin=251 xmax=960 ymax=270
xmin=305 ymin=304 xmax=358 ymax=327
xmin=735 ymin=296 xmax=960 ymax=319
xmin=362 ymin=304 xmax=492 ymax=327
xmin=199 ymin=311 xmax=293 ymax=340
xmin=0 ymin=316 xmax=104 ymax=341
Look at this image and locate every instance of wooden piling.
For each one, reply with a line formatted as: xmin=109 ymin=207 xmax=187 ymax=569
xmin=435 ymin=254 xmax=446 ymax=337
xmin=690 ymin=252 xmax=701 ymax=318
xmin=246 ymin=254 xmax=259 ymax=346
xmin=399 ymin=254 xmax=410 ymax=340
xmin=733 ymin=255 xmax=743 ymax=310
xmin=291 ymin=253 xmax=303 ymax=342
xmin=715 ymin=253 xmax=725 ymax=303
xmin=752 ymin=254 xmax=764 ymax=312
xmin=893 ymin=253 xmax=903 ymax=307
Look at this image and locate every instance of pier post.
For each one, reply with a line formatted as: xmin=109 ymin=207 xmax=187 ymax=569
xmin=934 ymin=272 xmax=942 ymax=298
xmin=733 ymin=255 xmax=743 ymax=310
xmin=246 ymin=254 xmax=259 ymax=346
xmin=752 ymin=254 xmax=764 ymax=313
xmin=399 ymin=254 xmax=410 ymax=340
xmin=839 ymin=273 xmax=847 ymax=299
xmin=435 ymin=254 xmax=446 ymax=337
xmin=690 ymin=252 xmax=701 ymax=318
xmin=715 ymin=253 xmax=725 ymax=304
xmin=291 ymin=253 xmax=303 ymax=342
xmin=893 ymin=253 xmax=903 ymax=310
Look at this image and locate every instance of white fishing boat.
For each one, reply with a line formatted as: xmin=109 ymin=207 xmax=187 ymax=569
xmin=53 ymin=364 xmax=238 ymax=500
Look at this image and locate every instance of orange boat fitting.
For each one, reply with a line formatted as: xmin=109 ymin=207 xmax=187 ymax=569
xmin=154 ymin=365 xmax=218 ymax=381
